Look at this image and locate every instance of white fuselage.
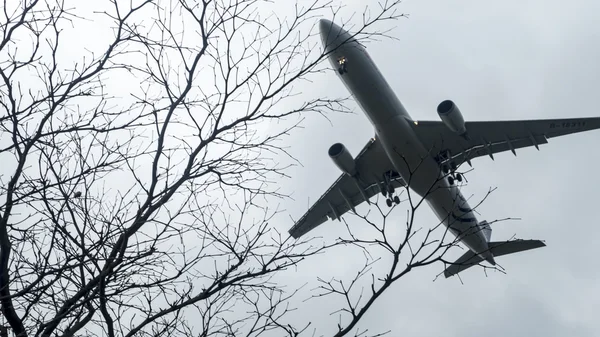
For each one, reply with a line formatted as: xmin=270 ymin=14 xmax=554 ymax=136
xmin=320 ymin=20 xmax=494 ymax=263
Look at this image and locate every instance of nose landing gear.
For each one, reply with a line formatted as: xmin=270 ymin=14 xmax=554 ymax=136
xmin=337 ymin=56 xmax=348 ymax=74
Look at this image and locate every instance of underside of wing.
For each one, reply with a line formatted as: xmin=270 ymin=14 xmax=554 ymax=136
xmin=289 ymin=137 xmax=405 ymax=239
xmin=411 ymin=116 xmax=600 ymax=168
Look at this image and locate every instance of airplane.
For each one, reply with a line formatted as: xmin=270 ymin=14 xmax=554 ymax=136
xmin=288 ymin=19 xmax=600 ymax=278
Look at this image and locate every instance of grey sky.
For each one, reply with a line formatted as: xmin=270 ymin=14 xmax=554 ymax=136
xmin=279 ymin=0 xmax=600 ymax=336
xmin=2 ymin=0 xmax=598 ymax=336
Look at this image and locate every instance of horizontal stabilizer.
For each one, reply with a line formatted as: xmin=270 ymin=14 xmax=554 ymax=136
xmin=443 ymin=250 xmax=483 ymax=278
xmin=444 ymin=239 xmax=546 ymax=278
xmin=487 ymin=239 xmax=546 ymax=257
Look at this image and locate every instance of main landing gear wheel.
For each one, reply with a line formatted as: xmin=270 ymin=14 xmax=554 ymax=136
xmin=441 ymin=157 xmax=463 ymax=186
xmin=385 ymin=195 xmax=400 ymax=207
xmin=447 ymin=172 xmax=463 ymax=185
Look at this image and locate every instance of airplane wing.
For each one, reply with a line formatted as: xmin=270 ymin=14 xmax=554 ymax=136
xmin=289 ymin=137 xmax=405 ymax=239
xmin=410 ymin=117 xmax=600 ymax=168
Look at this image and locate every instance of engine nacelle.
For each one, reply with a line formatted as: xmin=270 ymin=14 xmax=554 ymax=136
xmin=437 ymin=100 xmax=467 ymax=135
xmin=328 ymin=143 xmax=356 ymax=176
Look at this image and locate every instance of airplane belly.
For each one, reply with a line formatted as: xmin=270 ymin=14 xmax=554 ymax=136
xmin=425 ymin=188 xmax=488 ymax=253
xmin=376 ymin=116 xmax=488 ymax=253
xmin=375 ymin=115 xmax=440 ymax=195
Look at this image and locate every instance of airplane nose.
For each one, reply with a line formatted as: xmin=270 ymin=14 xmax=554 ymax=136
xmin=318 ymin=19 xmax=350 ymax=51
xmin=319 ymin=19 xmax=332 ymax=33
xmin=319 ymin=19 xmax=334 ymax=46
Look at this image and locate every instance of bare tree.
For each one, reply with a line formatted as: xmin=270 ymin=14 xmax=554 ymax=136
xmin=295 ymin=149 xmax=516 ymax=337
xmin=0 ymin=0 xmax=413 ymax=336
xmin=0 ymin=0 xmax=506 ymax=337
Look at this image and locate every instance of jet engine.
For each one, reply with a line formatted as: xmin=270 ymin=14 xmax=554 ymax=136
xmin=437 ymin=100 xmax=467 ymax=135
xmin=328 ymin=143 xmax=356 ymax=176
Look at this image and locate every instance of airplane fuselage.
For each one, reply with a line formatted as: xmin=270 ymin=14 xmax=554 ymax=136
xmin=320 ymin=21 xmax=494 ymax=263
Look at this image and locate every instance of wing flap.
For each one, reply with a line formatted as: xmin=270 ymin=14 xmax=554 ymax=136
xmin=451 ymin=134 xmax=549 ymax=166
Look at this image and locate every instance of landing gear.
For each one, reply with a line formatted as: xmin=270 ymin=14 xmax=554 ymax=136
xmin=446 ymin=168 xmax=464 ymax=185
xmin=385 ymin=194 xmax=401 ymax=207
xmin=436 ymin=149 xmax=465 ymax=186
xmin=337 ymin=56 xmax=348 ymax=74
xmin=441 ymin=159 xmax=463 ymax=186
xmin=382 ymin=172 xmax=401 ymax=207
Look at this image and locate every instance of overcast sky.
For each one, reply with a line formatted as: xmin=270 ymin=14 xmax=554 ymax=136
xmin=279 ymin=0 xmax=600 ymax=336
xmin=4 ymin=0 xmax=599 ymax=336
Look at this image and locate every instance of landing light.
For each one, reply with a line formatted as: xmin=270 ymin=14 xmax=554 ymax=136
xmin=414 ymin=121 xmax=419 ymax=125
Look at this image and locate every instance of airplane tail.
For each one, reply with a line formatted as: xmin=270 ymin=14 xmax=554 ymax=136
xmin=444 ymin=239 xmax=546 ymax=278
xmin=478 ymin=220 xmax=492 ymax=242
